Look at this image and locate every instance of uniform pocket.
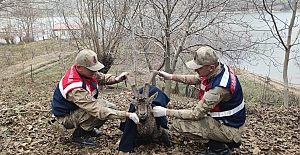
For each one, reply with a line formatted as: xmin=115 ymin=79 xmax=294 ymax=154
xmin=219 ymin=121 xmax=234 ymax=141
xmin=206 ymin=119 xmax=236 ymax=142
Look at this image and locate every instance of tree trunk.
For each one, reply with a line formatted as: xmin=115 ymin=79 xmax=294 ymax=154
xmin=260 ymin=0 xmax=298 ymax=107
xmin=283 ymin=0 xmax=298 ymax=107
xmin=164 ymin=32 xmax=172 ymax=97
xmin=4 ymin=38 xmax=10 ymax=44
xmin=283 ymin=50 xmax=289 ymax=107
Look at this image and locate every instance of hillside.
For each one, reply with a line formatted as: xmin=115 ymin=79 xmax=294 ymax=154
xmin=0 ymin=41 xmax=299 ymax=154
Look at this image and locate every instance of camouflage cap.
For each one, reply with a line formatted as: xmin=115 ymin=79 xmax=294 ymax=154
xmin=185 ymin=46 xmax=218 ymax=69
xmin=75 ymin=49 xmax=104 ymax=71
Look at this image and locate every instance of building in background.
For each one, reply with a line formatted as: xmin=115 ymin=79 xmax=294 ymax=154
xmin=52 ymin=22 xmax=83 ymax=40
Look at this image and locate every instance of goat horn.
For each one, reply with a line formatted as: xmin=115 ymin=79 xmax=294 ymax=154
xmin=147 ymin=91 xmax=158 ymax=103
xmin=125 ymin=73 xmax=139 ymax=99
xmin=147 ymin=70 xmax=160 ymax=84
xmin=143 ymin=71 xmax=159 ymax=98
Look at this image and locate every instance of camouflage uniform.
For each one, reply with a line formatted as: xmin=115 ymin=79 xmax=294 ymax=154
xmin=170 ymin=48 xmax=244 ymax=144
xmin=56 ymin=72 xmax=126 ymax=131
xmin=52 ymin=49 xmax=138 ymax=146
xmin=154 ymin=46 xmax=245 ymax=154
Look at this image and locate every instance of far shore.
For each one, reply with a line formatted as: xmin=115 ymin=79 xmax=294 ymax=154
xmin=233 ymin=66 xmax=300 ymax=97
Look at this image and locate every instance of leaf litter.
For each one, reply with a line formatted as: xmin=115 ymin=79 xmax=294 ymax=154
xmin=0 ymin=47 xmax=299 ymax=154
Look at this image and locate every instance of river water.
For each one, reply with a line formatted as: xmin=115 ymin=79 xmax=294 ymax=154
xmin=232 ymin=11 xmax=300 ymax=86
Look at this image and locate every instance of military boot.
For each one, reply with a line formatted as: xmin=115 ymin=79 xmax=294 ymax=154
xmin=87 ymin=129 xmax=102 ymax=137
xmin=71 ymin=126 xmax=98 ymax=146
xmin=87 ymin=120 xmax=106 ymax=137
xmin=225 ymin=139 xmax=242 ymax=150
xmin=198 ymin=140 xmax=231 ymax=155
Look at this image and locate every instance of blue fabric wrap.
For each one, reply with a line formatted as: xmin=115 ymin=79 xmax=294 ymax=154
xmin=118 ymin=85 xmax=169 ymax=152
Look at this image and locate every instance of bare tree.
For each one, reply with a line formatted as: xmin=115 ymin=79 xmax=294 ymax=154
xmin=123 ymin=0 xmax=258 ymax=96
xmin=0 ymin=0 xmax=15 ymax=10
xmin=12 ymin=3 xmax=38 ymax=42
xmin=0 ymin=0 xmax=61 ymax=43
xmin=0 ymin=20 xmax=17 ymax=44
xmin=253 ymin=0 xmax=300 ymax=107
xmin=0 ymin=1 xmax=21 ymax=44
xmin=60 ymin=0 xmax=129 ymax=73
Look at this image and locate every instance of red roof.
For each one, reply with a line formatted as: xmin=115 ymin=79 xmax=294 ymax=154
xmin=53 ymin=22 xmax=82 ymax=30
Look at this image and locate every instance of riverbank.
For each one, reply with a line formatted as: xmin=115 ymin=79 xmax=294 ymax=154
xmin=234 ymin=66 xmax=300 ymax=102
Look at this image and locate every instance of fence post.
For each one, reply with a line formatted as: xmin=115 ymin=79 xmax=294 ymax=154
xmin=31 ymin=64 xmax=33 ymax=82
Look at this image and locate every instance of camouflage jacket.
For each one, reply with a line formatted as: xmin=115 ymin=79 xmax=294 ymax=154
xmin=66 ymin=72 xmax=126 ymax=120
xmin=170 ymin=63 xmax=232 ymax=120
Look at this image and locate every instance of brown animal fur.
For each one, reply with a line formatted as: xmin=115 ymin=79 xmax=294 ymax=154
xmin=126 ymin=71 xmax=170 ymax=146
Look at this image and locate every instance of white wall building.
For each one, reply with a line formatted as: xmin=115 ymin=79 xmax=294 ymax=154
xmin=52 ymin=22 xmax=83 ymax=40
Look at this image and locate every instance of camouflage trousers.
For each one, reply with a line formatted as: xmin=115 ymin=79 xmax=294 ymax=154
xmin=56 ymin=99 xmax=117 ymax=131
xmin=171 ymin=116 xmax=243 ymax=143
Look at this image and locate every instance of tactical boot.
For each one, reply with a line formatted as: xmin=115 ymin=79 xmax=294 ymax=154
xmin=87 ymin=128 xmax=102 ymax=137
xmin=71 ymin=126 xmax=98 ymax=146
xmin=225 ymin=139 xmax=242 ymax=150
xmin=198 ymin=140 xmax=231 ymax=155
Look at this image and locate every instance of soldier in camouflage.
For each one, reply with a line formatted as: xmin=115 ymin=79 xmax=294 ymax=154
xmin=51 ymin=49 xmax=140 ymax=146
xmin=153 ymin=46 xmax=246 ymax=155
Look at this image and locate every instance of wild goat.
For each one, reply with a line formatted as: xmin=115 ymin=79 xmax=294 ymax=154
xmin=125 ymin=71 xmax=170 ymax=146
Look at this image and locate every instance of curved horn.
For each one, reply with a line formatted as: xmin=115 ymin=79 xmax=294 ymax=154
xmin=143 ymin=71 xmax=160 ymax=98
xmin=125 ymin=74 xmax=139 ymax=99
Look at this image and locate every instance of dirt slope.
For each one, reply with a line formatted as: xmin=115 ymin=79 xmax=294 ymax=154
xmin=0 ymin=49 xmax=299 ymax=155
xmin=1 ymin=51 xmax=76 ymax=80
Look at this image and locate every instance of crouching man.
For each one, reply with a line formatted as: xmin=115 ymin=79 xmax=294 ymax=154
xmin=153 ymin=46 xmax=245 ymax=154
xmin=51 ymin=49 xmax=139 ymax=146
